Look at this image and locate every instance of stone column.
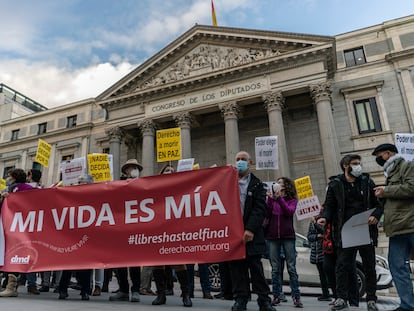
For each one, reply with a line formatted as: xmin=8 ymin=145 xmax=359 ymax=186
xmin=219 ymin=101 xmax=240 ymax=164
xmin=139 ymin=119 xmax=156 ymax=176
xmin=105 ymin=126 xmax=124 ymax=180
xmin=263 ymin=91 xmax=290 ymax=179
xmin=310 ymin=81 xmax=341 ymax=179
xmin=173 ymin=112 xmax=192 ymax=159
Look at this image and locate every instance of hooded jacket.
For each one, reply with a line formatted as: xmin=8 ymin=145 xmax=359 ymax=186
xmin=264 ymin=194 xmax=297 ymax=240
xmin=322 ymin=173 xmax=383 ymax=248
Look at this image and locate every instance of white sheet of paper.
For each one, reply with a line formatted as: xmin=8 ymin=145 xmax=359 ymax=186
xmin=341 ymin=208 xmax=375 ymax=248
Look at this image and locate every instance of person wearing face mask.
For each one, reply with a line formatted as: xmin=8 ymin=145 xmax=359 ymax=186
xmin=372 ymin=143 xmax=414 ymax=311
xmin=317 ymin=154 xmax=383 ymax=311
xmin=265 ymin=177 xmax=303 ymax=308
xmin=228 ymin=151 xmax=276 ymax=311
xmin=109 ymin=159 xmax=143 ymax=303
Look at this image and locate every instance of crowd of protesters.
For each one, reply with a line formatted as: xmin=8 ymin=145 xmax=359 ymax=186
xmin=0 ymin=143 xmax=412 ymax=311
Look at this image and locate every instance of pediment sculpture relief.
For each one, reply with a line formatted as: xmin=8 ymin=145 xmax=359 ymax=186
xmin=137 ymin=44 xmax=282 ymax=91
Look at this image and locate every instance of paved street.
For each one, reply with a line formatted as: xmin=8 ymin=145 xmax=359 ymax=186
xmin=0 ymin=281 xmax=401 ymax=311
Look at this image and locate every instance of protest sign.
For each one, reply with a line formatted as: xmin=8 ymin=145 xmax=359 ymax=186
xmin=0 ymin=166 xmax=244 ymax=272
xmin=395 ymin=133 xmax=414 ymax=161
xmin=295 ymin=195 xmax=321 ymax=221
xmin=177 ymin=158 xmax=195 ymax=172
xmin=0 ymin=178 xmax=6 ymax=190
xmin=255 ymin=136 xmax=278 ymax=170
xmin=157 ymin=128 xmax=181 ymax=162
xmin=61 ymin=157 xmax=86 ymax=186
xmin=294 ymin=176 xmax=314 ymax=200
xmin=35 ymin=139 xmax=52 ymax=167
xmin=87 ymin=153 xmax=112 ymax=182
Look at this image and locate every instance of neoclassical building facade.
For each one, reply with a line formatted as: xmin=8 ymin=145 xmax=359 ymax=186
xmin=1 ymin=15 xmax=414 ymax=232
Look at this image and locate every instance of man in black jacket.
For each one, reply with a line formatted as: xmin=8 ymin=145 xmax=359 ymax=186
xmin=229 ymin=151 xmax=275 ymax=311
xmin=317 ymin=154 xmax=383 ymax=311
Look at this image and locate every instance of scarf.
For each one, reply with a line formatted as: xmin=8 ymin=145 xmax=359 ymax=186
xmin=383 ymin=154 xmax=402 ymax=177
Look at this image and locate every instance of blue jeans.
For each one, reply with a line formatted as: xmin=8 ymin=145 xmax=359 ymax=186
xmin=388 ymin=233 xmax=414 ymax=310
xmin=269 ymin=239 xmax=300 ymax=298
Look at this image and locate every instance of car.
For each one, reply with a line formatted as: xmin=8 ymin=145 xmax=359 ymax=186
xmin=205 ymin=233 xmax=393 ymax=297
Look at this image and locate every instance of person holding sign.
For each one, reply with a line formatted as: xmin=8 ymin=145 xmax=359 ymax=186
xmin=264 ymin=177 xmax=303 ymax=308
xmin=317 ymin=154 xmax=383 ymax=311
xmin=372 ymin=143 xmax=414 ymax=311
xmin=228 ymin=151 xmax=275 ymax=311
xmin=109 ymin=159 xmax=143 ymax=303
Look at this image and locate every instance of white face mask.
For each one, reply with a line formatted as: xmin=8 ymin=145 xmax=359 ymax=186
xmin=130 ymin=169 xmax=140 ymax=178
xmin=350 ymin=164 xmax=362 ymax=178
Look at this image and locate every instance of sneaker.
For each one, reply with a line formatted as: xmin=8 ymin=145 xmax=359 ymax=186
xmin=130 ymin=291 xmax=140 ymax=302
xmin=271 ymin=296 xmax=280 ymax=305
xmin=318 ymin=295 xmax=332 ymax=301
xmin=293 ymin=297 xmax=304 ymax=308
xmin=109 ymin=291 xmax=129 ymax=301
xmin=278 ymin=293 xmax=287 ymax=302
xmin=367 ymin=300 xmax=379 ymax=311
xmin=329 ymin=298 xmax=349 ymax=311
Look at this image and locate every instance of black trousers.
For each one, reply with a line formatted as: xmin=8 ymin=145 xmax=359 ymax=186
xmin=116 ymin=267 xmax=140 ymax=293
xmin=324 ymin=251 xmax=359 ymax=305
xmin=316 ymin=261 xmax=330 ymax=296
xmin=358 ymin=244 xmax=377 ymax=302
xmin=335 ymin=247 xmax=359 ymax=305
xmin=229 ymin=255 xmax=271 ymax=305
xmin=59 ymin=269 xmax=91 ymax=294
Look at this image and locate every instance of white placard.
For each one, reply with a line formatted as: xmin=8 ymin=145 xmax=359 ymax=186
xmin=341 ymin=209 xmax=375 ymax=248
xmin=255 ymin=136 xmax=278 ymax=170
xmin=295 ymin=195 xmax=321 ymax=221
xmin=61 ymin=157 xmax=86 ymax=186
xmin=395 ymin=133 xmax=414 ymax=162
xmin=177 ymin=158 xmax=195 ymax=172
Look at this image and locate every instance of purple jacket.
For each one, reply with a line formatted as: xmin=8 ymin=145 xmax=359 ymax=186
xmin=264 ymin=195 xmax=298 ymax=240
xmin=10 ymin=183 xmax=34 ymax=193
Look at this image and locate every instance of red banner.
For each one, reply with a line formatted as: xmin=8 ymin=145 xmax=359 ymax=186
xmin=0 ymin=166 xmax=245 ymax=272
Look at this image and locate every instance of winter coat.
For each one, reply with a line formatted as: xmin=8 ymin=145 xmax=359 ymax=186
xmin=264 ymin=195 xmax=297 ymax=240
xmin=322 ymin=173 xmax=383 ymax=248
xmin=381 ymin=157 xmax=414 ymax=237
xmin=242 ymin=173 xmax=267 ymax=256
xmin=307 ymin=218 xmax=325 ymax=264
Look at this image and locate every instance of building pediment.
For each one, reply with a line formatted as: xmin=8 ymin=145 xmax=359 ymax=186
xmin=97 ymin=25 xmax=335 ymax=107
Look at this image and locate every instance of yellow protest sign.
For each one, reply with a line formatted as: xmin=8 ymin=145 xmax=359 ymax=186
xmin=87 ymin=153 xmax=112 ymax=182
xmin=156 ymin=127 xmax=181 ymax=162
xmin=294 ymin=175 xmax=314 ymax=200
xmin=0 ymin=178 xmax=6 ymax=190
xmin=35 ymin=139 xmax=52 ymax=167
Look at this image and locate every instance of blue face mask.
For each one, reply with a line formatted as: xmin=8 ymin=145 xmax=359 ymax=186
xmin=236 ymin=160 xmax=248 ymax=173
